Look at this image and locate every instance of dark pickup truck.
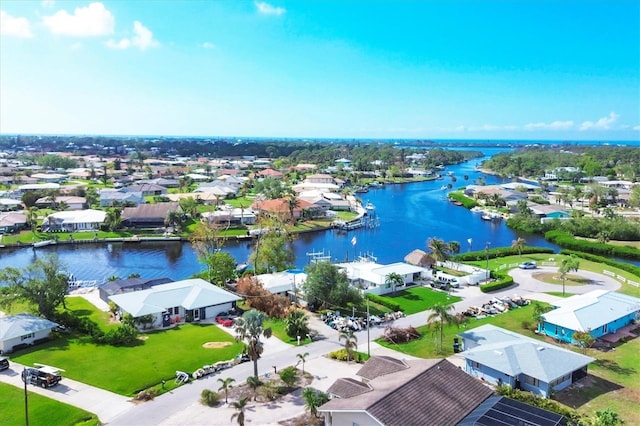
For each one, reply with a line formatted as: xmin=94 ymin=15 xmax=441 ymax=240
xmin=21 ymin=367 xmax=62 ymax=388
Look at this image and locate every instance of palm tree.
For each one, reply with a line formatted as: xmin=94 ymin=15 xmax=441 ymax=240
xmin=234 ymin=310 xmax=272 ymax=378
xmin=427 ymin=237 xmax=450 ymax=264
xmin=426 ymin=303 xmax=456 ymax=354
xmin=385 ymin=272 xmax=404 ymax=295
xmin=511 ymin=237 xmax=526 ymax=258
xmin=230 ymin=396 xmax=250 ymax=426
xmin=302 ymin=387 xmax=329 ymax=418
xmin=218 ymin=377 xmax=235 ymax=403
xmin=105 ymin=207 xmax=122 ymax=232
xmin=285 ymin=194 xmax=300 ymax=224
xmin=448 ymin=241 xmax=461 ymax=255
xmin=532 ymin=301 xmax=552 ymax=331
xmin=284 ymin=309 xmax=309 ymax=339
xmin=246 ymin=376 xmax=261 ymax=401
xmin=339 ymin=330 xmax=358 ymax=363
xmin=296 ymin=352 xmax=309 ymax=374
xmin=559 ymin=256 xmax=580 ymax=296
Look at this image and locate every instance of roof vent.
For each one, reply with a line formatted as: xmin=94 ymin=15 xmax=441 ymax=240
xmin=537 ymin=346 xmax=545 ymax=351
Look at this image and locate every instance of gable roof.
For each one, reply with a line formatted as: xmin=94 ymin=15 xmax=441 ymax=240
xmin=327 ymin=378 xmax=372 ymax=399
xmin=0 ymin=313 xmax=59 ymax=341
xmin=356 ymin=355 xmax=409 ymax=380
xmin=404 ymin=249 xmax=435 ymax=267
xmin=459 ymin=325 xmax=594 ymax=382
xmin=100 ymin=277 xmax=173 ymax=296
xmin=108 ymin=278 xmax=241 ymax=317
xmin=319 ymin=359 xmax=493 ymax=426
xmin=122 ymin=202 xmax=179 ymax=221
xmin=542 ymin=290 xmax=640 ymax=332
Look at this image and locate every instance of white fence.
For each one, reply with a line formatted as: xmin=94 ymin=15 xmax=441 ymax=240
xmin=604 ymin=269 xmax=640 ymax=287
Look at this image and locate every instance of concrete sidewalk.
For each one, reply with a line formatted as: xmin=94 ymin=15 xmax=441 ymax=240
xmin=0 ymin=361 xmax=133 ymax=424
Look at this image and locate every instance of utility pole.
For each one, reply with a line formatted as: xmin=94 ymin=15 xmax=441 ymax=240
xmin=23 ymin=368 xmax=29 ymax=426
xmin=366 ymin=297 xmax=371 ymax=357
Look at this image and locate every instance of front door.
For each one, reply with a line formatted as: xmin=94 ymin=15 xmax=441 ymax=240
xmin=193 ymin=308 xmax=200 ymax=321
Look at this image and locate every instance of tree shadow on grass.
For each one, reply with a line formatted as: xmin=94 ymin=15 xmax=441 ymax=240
xmin=553 ymin=374 xmax=624 ymax=409
xmin=593 ymin=359 xmax=637 ymax=376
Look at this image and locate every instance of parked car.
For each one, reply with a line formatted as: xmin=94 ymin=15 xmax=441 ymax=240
xmin=519 ymin=261 xmax=537 ymax=270
xmin=21 ymin=366 xmax=62 ymax=388
xmin=216 ymin=316 xmax=234 ymax=327
xmin=0 ymin=357 xmax=9 ymax=371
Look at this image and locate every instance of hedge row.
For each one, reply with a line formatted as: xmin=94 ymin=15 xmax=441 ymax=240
xmin=545 ymin=230 xmax=640 ymax=260
xmin=560 ymin=249 xmax=640 ymax=278
xmin=447 ymin=192 xmax=478 ymax=209
xmin=365 ymin=293 xmax=401 ymax=312
xmin=480 ymin=271 xmax=514 ymax=293
xmin=454 ymin=246 xmax=554 ymax=262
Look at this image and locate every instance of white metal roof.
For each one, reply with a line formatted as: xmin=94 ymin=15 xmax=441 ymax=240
xmin=0 ymin=313 xmax=59 ymax=341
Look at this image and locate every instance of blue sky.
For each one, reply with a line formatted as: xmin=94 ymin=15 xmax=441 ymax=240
xmin=1 ymin=1 xmax=638 ymax=141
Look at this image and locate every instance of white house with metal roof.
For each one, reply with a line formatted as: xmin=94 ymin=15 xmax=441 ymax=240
xmin=459 ymin=324 xmax=594 ymax=397
xmin=109 ymin=278 xmax=241 ymax=329
xmin=0 ymin=313 xmax=59 ymax=354
xmin=539 ymin=290 xmax=640 ymax=344
xmin=42 ymin=209 xmax=107 ymax=232
xmin=336 ymin=261 xmax=427 ymax=295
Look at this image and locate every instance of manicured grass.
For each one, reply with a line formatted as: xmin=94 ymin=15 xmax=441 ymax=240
xmin=377 ymin=303 xmax=541 ymax=358
xmin=376 ymin=286 xmax=462 ymax=315
xmin=64 ymin=296 xmax=119 ymax=331
xmin=467 ymin=254 xmax=640 ymax=298
xmin=532 ymin=272 xmax=589 ymax=286
xmin=11 ymin=323 xmax=243 ymax=396
xmin=264 ymin=318 xmax=309 ymax=345
xmin=0 ymin=382 xmax=99 ymax=426
xmin=544 ymin=292 xmax=573 ymax=298
xmin=334 ymin=211 xmax=359 ymax=221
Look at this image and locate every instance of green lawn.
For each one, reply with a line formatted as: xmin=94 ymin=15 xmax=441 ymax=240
xmin=467 ymin=253 xmax=640 ymax=298
xmin=0 ymin=383 xmax=99 ymax=426
xmin=263 ymin=318 xmax=312 ymax=345
xmin=375 ymin=286 xmax=462 ymax=315
xmin=64 ymin=297 xmax=119 ymax=331
xmin=11 ymin=323 xmax=243 ymax=396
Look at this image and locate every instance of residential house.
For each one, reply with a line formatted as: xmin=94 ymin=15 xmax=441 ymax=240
xmin=123 ymin=183 xmax=168 ymax=197
xmin=539 ymin=290 xmax=640 ymax=344
xmin=138 ymin=178 xmax=179 ymax=188
xmin=252 ymin=197 xmax=323 ymax=220
xmin=527 ymin=202 xmax=571 ymax=223
xmin=305 ymin=174 xmax=336 ymax=185
xmin=35 ymin=196 xmax=86 ymax=210
xmin=30 ymin=172 xmax=67 ymax=183
xmin=459 ymin=324 xmax=594 ymax=397
xmin=257 ymin=168 xmax=283 ymax=179
xmin=41 ymin=209 xmax=107 ymax=232
xmin=0 ymin=313 xmax=59 ymax=353
xmin=18 ymin=183 xmax=60 ymax=192
xmin=0 ymin=198 xmax=23 ymax=212
xmin=100 ymin=188 xmax=145 ymax=207
xmin=121 ymin=202 xmax=181 ymax=229
xmin=254 ymin=270 xmax=307 ymax=299
xmin=0 ymin=212 xmax=27 ymax=234
xmin=201 ymin=207 xmax=256 ymax=225
xmin=319 ymin=357 xmax=494 ymax=426
xmin=108 ymin=278 xmax=241 ymax=327
xmin=336 ymin=261 xmax=427 ymax=295
xmin=99 ymin=277 xmax=174 ymax=303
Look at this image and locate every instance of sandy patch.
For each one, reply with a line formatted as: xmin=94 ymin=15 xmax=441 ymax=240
xmin=138 ymin=336 xmax=149 ymax=341
xmin=202 ymin=341 xmax=232 ymax=349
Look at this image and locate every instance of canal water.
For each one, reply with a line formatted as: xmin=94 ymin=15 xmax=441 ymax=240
xmin=0 ymin=147 xmax=595 ymax=281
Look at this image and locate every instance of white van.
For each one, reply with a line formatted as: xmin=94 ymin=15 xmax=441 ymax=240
xmin=434 ymin=272 xmax=460 ymax=288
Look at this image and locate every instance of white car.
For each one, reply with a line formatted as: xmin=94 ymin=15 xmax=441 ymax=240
xmin=519 ymin=261 xmax=537 ymax=270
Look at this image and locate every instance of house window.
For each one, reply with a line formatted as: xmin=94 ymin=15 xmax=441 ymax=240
xmin=174 ymin=306 xmax=180 ymax=315
xmin=472 ymin=361 xmax=480 ymax=369
xmin=524 ymin=375 xmax=539 ymax=387
xmin=21 ymin=333 xmax=34 ymax=341
xmin=602 ymin=324 xmax=608 ymax=333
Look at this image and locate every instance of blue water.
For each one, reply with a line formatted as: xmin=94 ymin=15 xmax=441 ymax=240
xmin=0 ymin=145 xmax=637 ymax=280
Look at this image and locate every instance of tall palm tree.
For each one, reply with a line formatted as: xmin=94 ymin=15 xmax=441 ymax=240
xmin=559 ymin=256 xmax=580 ymax=296
xmin=448 ymin=241 xmax=461 ymax=255
xmin=105 ymin=207 xmax=122 ymax=232
xmin=427 ymin=237 xmax=450 ymax=264
xmin=217 ymin=377 xmax=235 ymax=403
xmin=426 ymin=303 xmax=456 ymax=354
xmin=284 ymin=309 xmax=309 ymax=339
xmin=385 ymin=272 xmax=404 ymax=295
xmin=339 ymin=330 xmax=358 ymax=363
xmin=511 ymin=237 xmax=526 ymax=258
xmin=235 ymin=310 xmax=272 ymax=378
xmin=285 ymin=194 xmax=300 ymax=224
xmin=230 ymin=396 xmax=249 ymax=426
xmin=296 ymin=352 xmax=310 ymax=374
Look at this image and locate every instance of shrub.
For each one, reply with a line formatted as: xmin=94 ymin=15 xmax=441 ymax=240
xmin=560 ymin=249 xmax=640 ymax=278
xmin=279 ymin=366 xmax=298 ymax=388
xmin=328 ymin=349 xmax=368 ymax=363
xmin=382 ymin=326 xmax=422 ymax=344
xmin=97 ymin=324 xmax=138 ymax=346
xmin=453 ymin=247 xmax=554 ymax=262
xmin=480 ymin=272 xmax=514 ymax=293
xmin=200 ymin=389 xmax=220 ymax=407
xmin=495 ymin=386 xmax=582 ymax=423
xmin=365 ymin=293 xmax=401 ymax=312
xmin=546 ymin=230 xmax=640 ymax=260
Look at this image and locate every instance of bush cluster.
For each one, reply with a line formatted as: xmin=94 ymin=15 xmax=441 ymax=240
xmin=328 ymin=349 xmax=367 ymax=363
xmin=546 ymin=230 xmax=640 ymax=260
xmin=52 ymin=311 xmax=138 ymax=346
xmin=200 ymin=389 xmax=221 ymax=406
xmin=495 ymin=385 xmax=582 ymax=423
xmin=365 ymin=293 xmax=401 ymax=312
xmin=480 ymin=272 xmax=514 ymax=293
xmin=453 ymin=247 xmax=554 ymax=262
xmin=136 ymin=388 xmax=158 ymax=401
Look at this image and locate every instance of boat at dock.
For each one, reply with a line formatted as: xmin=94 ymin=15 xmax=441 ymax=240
xmin=33 ymin=240 xmax=55 ymax=248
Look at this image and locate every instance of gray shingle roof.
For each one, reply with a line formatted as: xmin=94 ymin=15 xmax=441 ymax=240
xmin=327 ymin=378 xmax=372 ymax=399
xmin=356 ymin=355 xmax=409 ymax=380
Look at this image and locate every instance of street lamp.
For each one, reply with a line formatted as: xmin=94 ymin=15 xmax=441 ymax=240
xmin=485 ymin=242 xmax=491 ymax=281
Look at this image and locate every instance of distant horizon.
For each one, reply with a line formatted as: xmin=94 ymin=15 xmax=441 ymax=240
xmin=2 ymin=1 xmax=638 ymax=141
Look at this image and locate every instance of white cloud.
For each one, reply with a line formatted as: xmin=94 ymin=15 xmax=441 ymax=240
xmin=1 ymin=11 xmax=33 ymax=38
xmin=43 ymin=2 xmax=114 ymax=36
xmin=633 ymin=125 xmax=640 ymax=131
xmin=524 ymin=120 xmax=574 ymax=131
xmin=41 ymin=0 xmax=55 ymax=8
xmin=255 ymin=1 xmax=286 ymax=16
xmin=202 ymin=42 xmax=215 ymax=49
xmin=106 ymin=21 xmax=159 ymax=51
xmin=579 ymin=112 xmax=619 ymax=131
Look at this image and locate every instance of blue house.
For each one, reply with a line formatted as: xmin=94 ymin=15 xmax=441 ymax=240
xmin=459 ymin=325 xmax=594 ymax=398
xmin=540 ymin=290 xmax=640 ymax=344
